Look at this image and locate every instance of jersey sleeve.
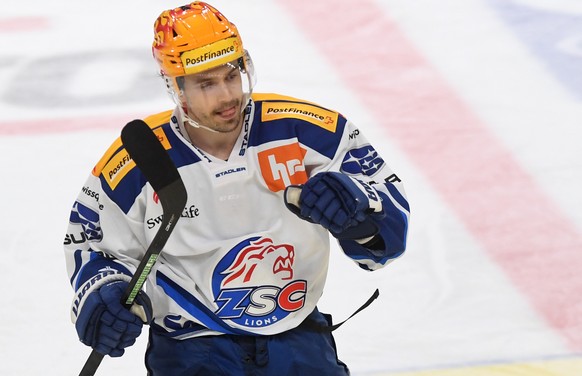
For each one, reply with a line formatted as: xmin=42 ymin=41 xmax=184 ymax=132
xmin=64 ymin=139 xmax=148 ymax=294
xmin=250 ymin=93 xmax=409 ymax=271
xmin=64 ymin=113 xmax=174 ymax=319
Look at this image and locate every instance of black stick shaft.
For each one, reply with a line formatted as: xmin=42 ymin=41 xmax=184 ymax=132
xmin=78 ymin=120 xmax=187 ymax=376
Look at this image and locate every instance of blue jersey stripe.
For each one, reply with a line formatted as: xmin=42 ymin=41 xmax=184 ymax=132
xmin=157 ymin=271 xmax=254 ymax=336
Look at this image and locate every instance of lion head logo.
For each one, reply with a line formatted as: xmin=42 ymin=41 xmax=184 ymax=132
xmin=220 ymin=237 xmax=295 ymax=288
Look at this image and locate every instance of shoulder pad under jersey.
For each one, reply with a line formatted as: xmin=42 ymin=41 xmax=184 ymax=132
xmin=251 ymin=93 xmax=342 ymax=133
xmin=91 ymin=110 xmax=174 ymax=191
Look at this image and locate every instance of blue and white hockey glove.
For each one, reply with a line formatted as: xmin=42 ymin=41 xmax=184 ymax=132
xmin=284 ymin=171 xmax=384 ymax=241
xmin=74 ymin=280 xmax=152 ymax=357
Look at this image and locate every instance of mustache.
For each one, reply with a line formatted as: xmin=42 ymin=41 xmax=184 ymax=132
xmin=215 ymin=100 xmax=240 ymax=113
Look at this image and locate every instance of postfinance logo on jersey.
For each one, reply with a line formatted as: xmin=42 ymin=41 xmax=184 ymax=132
xmin=100 ymin=127 xmax=171 ymax=190
xmin=261 ymin=102 xmax=338 ymax=132
xmin=258 ymin=143 xmax=308 ymax=192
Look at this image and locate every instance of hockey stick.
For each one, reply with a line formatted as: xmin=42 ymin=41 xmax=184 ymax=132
xmin=78 ymin=120 xmax=187 ymax=376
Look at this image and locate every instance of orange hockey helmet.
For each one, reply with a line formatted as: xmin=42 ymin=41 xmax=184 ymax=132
xmin=152 ymin=2 xmax=245 ymax=77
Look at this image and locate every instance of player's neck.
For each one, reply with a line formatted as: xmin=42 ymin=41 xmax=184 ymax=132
xmin=185 ymin=121 xmax=242 ymax=161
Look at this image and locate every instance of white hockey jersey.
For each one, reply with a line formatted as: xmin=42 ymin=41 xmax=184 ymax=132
xmin=65 ymin=93 xmax=410 ymax=339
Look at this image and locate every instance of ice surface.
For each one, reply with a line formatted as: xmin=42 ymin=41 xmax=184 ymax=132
xmin=0 ymin=1 xmax=581 ymax=374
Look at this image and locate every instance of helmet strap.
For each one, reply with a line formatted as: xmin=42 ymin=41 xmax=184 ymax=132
xmin=178 ymin=106 xmax=221 ymax=134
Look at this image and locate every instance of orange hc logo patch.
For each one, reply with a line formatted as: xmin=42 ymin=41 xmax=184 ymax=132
xmin=258 ymin=143 xmax=308 ymax=192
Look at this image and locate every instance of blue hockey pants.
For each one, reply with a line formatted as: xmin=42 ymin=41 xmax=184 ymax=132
xmin=145 ymin=309 xmax=350 ymax=376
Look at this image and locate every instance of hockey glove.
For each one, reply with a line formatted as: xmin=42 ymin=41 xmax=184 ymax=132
xmin=284 ymin=172 xmax=384 ymax=240
xmin=75 ymin=280 xmax=152 ymax=357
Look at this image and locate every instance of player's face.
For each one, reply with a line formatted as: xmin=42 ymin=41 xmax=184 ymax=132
xmin=182 ymin=63 xmax=245 ymax=133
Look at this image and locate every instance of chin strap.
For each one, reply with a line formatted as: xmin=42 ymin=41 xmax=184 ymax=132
xmin=179 ymin=107 xmax=221 ymax=134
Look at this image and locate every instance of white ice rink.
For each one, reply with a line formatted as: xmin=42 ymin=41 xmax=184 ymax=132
xmin=1 ymin=1 xmax=582 ymax=375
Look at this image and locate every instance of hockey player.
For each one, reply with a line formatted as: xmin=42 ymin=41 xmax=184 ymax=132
xmin=65 ymin=2 xmax=410 ymax=375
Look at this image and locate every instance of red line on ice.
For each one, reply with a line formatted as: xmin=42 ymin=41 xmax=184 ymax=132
xmin=0 ymin=114 xmax=144 ymax=135
xmin=279 ymin=0 xmax=582 ymax=351
xmin=0 ymin=17 xmax=49 ymax=32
